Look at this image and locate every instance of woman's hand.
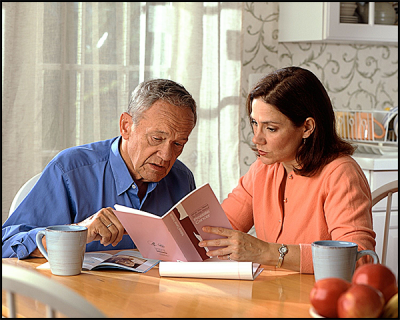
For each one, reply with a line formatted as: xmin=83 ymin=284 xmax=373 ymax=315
xmin=199 ymin=226 xmax=301 ymax=271
xmin=198 ymin=226 xmax=270 ymax=263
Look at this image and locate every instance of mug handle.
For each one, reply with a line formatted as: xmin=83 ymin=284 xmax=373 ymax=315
xmin=357 ymin=249 xmax=380 ymax=264
xmin=35 ymin=230 xmax=49 ymax=260
xmin=373 ymin=118 xmax=386 ymax=139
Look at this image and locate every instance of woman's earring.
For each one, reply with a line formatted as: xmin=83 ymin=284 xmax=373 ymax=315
xmin=303 ymin=138 xmax=306 ymax=145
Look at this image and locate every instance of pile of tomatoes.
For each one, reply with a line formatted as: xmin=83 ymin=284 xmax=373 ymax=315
xmin=309 ymin=263 xmax=398 ymax=318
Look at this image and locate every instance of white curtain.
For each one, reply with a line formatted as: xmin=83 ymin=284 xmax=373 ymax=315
xmin=2 ymin=2 xmax=242 ymax=223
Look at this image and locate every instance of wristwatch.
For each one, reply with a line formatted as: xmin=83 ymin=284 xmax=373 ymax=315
xmin=276 ymin=244 xmax=288 ymax=268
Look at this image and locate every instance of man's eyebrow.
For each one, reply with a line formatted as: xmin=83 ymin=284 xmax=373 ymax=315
xmin=147 ymin=131 xmax=189 ymax=141
xmin=147 ymin=130 xmax=168 ymax=135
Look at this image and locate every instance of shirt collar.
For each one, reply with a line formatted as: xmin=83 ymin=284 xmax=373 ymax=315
xmin=110 ymin=136 xmax=158 ymax=196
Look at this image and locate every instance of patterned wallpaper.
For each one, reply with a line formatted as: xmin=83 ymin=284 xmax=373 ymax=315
xmin=240 ymin=2 xmax=398 ymax=175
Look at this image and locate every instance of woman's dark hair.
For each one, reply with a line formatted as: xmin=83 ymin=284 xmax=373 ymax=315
xmin=246 ymin=66 xmax=355 ymax=177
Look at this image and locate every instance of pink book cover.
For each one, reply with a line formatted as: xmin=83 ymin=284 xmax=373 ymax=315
xmin=113 ymin=183 xmax=232 ymax=262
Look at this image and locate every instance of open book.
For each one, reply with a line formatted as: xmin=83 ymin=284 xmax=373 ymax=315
xmin=37 ymin=250 xmax=160 ymax=273
xmin=113 ymin=183 xmax=232 ymax=262
xmin=82 ymin=250 xmax=160 ymax=273
xmin=158 ymin=257 xmax=264 ymax=281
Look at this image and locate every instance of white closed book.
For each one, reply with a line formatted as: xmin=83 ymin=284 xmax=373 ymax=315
xmin=158 ymin=257 xmax=263 ymax=281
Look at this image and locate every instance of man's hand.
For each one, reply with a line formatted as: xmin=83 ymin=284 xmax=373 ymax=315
xmin=75 ymin=207 xmax=127 ymax=247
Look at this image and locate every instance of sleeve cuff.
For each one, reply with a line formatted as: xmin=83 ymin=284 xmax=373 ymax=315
xmin=299 ymin=243 xmax=314 ymax=274
xmin=11 ymin=228 xmax=44 ymax=259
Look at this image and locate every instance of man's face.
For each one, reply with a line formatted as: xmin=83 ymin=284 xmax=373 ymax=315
xmin=120 ymin=100 xmax=195 ymax=184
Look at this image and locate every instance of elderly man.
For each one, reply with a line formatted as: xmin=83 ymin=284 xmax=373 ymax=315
xmin=2 ymin=79 xmax=197 ymax=259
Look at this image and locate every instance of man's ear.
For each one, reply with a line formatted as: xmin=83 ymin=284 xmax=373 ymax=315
xmin=303 ymin=117 xmax=315 ymax=139
xmin=120 ymin=112 xmax=132 ymax=139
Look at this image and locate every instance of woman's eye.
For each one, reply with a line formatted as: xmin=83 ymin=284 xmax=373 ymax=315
xmin=251 ymin=119 xmax=257 ymax=126
xmin=267 ymin=127 xmax=276 ymax=132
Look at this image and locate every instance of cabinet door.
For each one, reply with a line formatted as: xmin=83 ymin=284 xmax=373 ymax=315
xmin=372 ymin=211 xmax=398 ymax=280
xmin=278 ymin=2 xmax=324 ymax=42
xmin=278 ymin=2 xmax=398 ymax=44
xmin=325 ymin=2 xmax=398 ymax=43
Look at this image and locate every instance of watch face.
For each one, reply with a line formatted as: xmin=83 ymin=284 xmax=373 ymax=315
xmin=279 ymin=246 xmax=288 ymax=254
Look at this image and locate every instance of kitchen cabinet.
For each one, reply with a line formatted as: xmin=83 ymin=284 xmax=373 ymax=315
xmin=278 ymin=2 xmax=398 ymax=44
xmin=352 ymin=153 xmax=398 ymax=279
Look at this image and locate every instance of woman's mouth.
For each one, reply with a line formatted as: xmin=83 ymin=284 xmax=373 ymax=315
xmin=258 ymin=149 xmax=267 ymax=156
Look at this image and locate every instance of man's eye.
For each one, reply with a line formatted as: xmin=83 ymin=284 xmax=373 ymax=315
xmin=149 ymin=136 xmax=163 ymax=145
xmin=251 ymin=119 xmax=257 ymax=126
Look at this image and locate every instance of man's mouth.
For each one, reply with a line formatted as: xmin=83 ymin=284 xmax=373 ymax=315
xmin=148 ymin=163 xmax=166 ymax=172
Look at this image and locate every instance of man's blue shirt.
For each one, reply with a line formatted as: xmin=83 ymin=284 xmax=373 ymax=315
xmin=2 ymin=136 xmax=196 ymax=258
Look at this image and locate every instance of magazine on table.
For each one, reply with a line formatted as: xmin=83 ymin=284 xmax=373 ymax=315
xmin=37 ymin=250 xmax=160 ymax=273
xmin=158 ymin=256 xmax=264 ymax=281
xmin=113 ymin=183 xmax=232 ymax=262
xmin=82 ymin=250 xmax=160 ymax=273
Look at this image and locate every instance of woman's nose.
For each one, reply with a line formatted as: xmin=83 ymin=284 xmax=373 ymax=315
xmin=252 ymin=128 xmax=266 ymax=145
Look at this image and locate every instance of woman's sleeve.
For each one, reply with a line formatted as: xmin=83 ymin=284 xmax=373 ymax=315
xmin=299 ymin=159 xmax=376 ymax=274
xmin=221 ymin=165 xmax=256 ymax=233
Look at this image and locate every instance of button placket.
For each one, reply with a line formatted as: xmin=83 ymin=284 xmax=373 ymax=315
xmin=284 ymin=174 xmax=293 ymax=204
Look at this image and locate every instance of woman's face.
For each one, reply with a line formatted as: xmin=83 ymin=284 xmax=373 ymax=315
xmin=250 ymin=98 xmax=307 ymax=171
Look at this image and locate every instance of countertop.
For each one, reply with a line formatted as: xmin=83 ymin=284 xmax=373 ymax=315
xmin=352 ymin=152 xmax=398 ymax=171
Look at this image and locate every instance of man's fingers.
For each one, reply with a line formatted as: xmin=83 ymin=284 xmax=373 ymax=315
xmin=79 ymin=207 xmax=126 ymax=246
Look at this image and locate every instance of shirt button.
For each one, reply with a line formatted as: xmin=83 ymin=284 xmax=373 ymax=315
xmin=288 ymin=174 xmax=293 ymax=179
xmin=283 ymin=198 xmax=288 ymax=203
xmin=132 ymin=185 xmax=136 ymax=189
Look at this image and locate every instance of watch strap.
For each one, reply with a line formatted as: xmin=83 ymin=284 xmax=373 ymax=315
xmin=276 ymin=244 xmax=288 ymax=268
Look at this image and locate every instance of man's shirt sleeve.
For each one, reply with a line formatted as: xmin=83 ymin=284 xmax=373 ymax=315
xmin=2 ymin=162 xmax=73 ymax=259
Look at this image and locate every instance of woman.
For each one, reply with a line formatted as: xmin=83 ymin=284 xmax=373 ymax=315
xmin=199 ymin=66 xmax=376 ymax=273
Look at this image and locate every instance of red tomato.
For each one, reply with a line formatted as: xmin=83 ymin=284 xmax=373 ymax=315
xmin=352 ymin=263 xmax=398 ymax=303
xmin=337 ymin=284 xmax=385 ymax=318
xmin=309 ymin=277 xmax=352 ymax=318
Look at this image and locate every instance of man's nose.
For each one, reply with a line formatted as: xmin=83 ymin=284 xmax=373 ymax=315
xmin=158 ymin=143 xmax=174 ymax=161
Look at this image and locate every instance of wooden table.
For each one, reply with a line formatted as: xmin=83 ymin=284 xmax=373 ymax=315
xmin=2 ymin=250 xmax=315 ymax=318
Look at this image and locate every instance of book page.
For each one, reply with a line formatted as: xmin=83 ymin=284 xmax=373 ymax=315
xmin=89 ymin=250 xmax=159 ymax=273
xmin=114 ymin=208 xmax=191 ymax=261
xmin=114 ymin=204 xmax=160 ymax=219
xmin=162 ymin=210 xmax=207 ymax=261
xmin=82 ymin=252 xmax=113 ymax=270
xmin=176 ymin=183 xmax=232 ymax=251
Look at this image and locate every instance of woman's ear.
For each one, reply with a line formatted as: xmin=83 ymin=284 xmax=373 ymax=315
xmin=120 ymin=112 xmax=132 ymax=139
xmin=303 ymin=117 xmax=315 ymax=139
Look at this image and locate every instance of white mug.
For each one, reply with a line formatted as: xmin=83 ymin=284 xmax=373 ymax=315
xmin=36 ymin=225 xmax=88 ymax=276
xmin=311 ymin=240 xmax=379 ymax=282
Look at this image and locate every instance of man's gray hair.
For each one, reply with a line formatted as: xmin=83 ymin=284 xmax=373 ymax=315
xmin=127 ymin=79 xmax=197 ymax=126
